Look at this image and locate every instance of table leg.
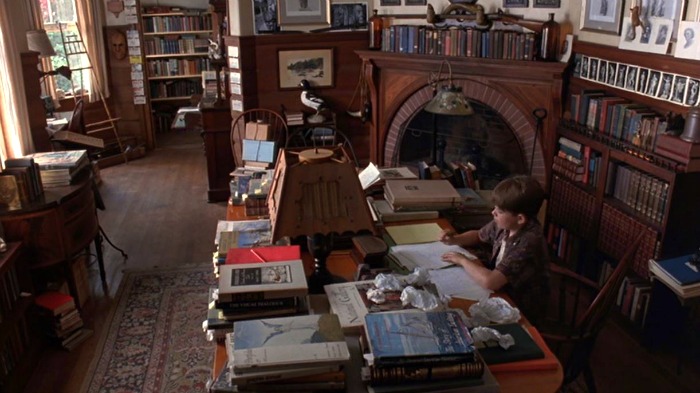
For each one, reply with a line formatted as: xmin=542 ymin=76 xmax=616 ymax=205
xmin=94 ymin=232 xmax=107 ymax=292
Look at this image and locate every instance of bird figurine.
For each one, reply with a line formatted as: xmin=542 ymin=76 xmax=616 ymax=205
xmin=300 ymin=79 xmax=327 ymax=124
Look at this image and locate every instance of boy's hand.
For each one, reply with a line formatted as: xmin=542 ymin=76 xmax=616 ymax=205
xmin=441 ymin=251 xmax=470 ymax=267
xmin=439 ymin=229 xmax=457 ymax=245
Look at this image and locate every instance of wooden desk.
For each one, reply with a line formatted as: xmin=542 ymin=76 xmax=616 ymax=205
xmin=216 ymin=205 xmax=563 ymax=392
xmin=0 ymin=177 xmax=105 ymax=305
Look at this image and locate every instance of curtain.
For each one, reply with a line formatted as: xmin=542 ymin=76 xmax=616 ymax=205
xmin=75 ymin=0 xmax=109 ymax=102
xmin=27 ymin=0 xmax=59 ymax=102
xmin=0 ymin=0 xmax=34 ymax=161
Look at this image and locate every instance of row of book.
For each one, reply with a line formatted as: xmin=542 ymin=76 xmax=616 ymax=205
xmin=569 ymin=90 xmax=668 ymax=153
xmin=548 ymin=175 xmax=598 ymax=240
xmin=606 ymin=163 xmax=669 ymax=226
xmin=283 ymin=111 xmax=304 ymax=126
xmin=615 ymin=273 xmax=653 ymax=328
xmin=34 ymin=291 xmax=92 ymax=351
xmin=149 ymin=79 xmax=201 ymax=99
xmin=0 ymin=158 xmax=43 ymax=208
xmin=142 ymin=36 xmax=209 ymax=56
xmin=141 ymin=14 xmax=213 ymax=33
xmin=0 ymin=316 xmax=31 ymax=379
xmin=146 ymin=58 xmax=211 ymax=78
xmin=381 ymin=25 xmax=538 ymax=61
xmin=555 ymin=137 xmax=602 ymax=188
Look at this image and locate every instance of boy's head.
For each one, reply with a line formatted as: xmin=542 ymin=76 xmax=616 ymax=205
xmin=491 ymin=175 xmax=545 ymax=219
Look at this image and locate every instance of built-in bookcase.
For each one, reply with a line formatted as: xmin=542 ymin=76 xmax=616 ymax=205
xmin=547 ymin=41 xmax=700 ymax=332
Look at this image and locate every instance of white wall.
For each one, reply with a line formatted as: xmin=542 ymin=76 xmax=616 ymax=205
xmin=105 ymin=0 xmax=210 ymax=26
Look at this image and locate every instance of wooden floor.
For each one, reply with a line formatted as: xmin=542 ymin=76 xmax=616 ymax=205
xmin=21 ymin=131 xmax=700 ymax=393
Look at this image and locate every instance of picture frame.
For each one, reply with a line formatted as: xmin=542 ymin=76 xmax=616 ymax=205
xmin=534 ymin=0 xmax=560 ymax=7
xmin=641 ymin=0 xmax=684 ymax=39
xmin=278 ymin=48 xmax=334 ymax=89
xmin=379 ymin=0 xmax=401 ymax=6
xmin=674 ymin=21 xmax=700 ymax=60
xmin=597 ymin=60 xmax=608 ymax=83
xmin=615 ymin=64 xmax=627 ymax=88
xmin=657 ymin=73 xmax=674 ymax=100
xmin=625 ymin=66 xmax=639 ymax=91
xmin=330 ymin=2 xmax=368 ymax=29
xmin=606 ymin=61 xmax=616 ymax=85
xmin=405 ymin=0 xmax=427 ymax=5
xmin=252 ymin=0 xmax=279 ymax=34
xmin=504 ymin=0 xmax=528 ymax=7
xmin=580 ymin=0 xmax=623 ymax=34
xmin=686 ymin=79 xmax=700 ymax=106
xmin=637 ymin=68 xmax=650 ymax=93
xmin=580 ymin=55 xmax=590 ymax=79
xmin=671 ymin=75 xmax=687 ymax=104
xmin=278 ymin=0 xmax=330 ymax=25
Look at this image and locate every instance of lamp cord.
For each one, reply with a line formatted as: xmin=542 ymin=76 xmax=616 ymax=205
xmin=530 ymin=108 xmax=547 ymax=175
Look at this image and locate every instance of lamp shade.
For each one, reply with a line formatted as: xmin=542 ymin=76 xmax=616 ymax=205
xmin=26 ymin=29 xmax=56 ymax=58
xmin=267 ymin=146 xmax=375 ymax=243
xmin=424 ymin=85 xmax=474 ymax=116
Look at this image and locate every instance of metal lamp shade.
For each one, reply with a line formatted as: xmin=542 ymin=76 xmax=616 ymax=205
xmin=424 ymin=85 xmax=474 ymax=116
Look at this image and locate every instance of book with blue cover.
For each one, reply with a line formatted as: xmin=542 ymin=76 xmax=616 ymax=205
xmin=364 ymin=310 xmax=475 ymax=367
xmin=649 ymin=254 xmax=700 ymax=286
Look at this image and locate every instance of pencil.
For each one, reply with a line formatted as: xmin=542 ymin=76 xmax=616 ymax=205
xmin=250 ymin=249 xmax=267 ymax=262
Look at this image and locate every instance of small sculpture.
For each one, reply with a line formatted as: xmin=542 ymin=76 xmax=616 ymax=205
xmin=300 ymin=79 xmax=327 ymax=124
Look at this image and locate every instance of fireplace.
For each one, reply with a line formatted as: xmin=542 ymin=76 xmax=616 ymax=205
xmin=357 ymin=51 xmax=568 ymax=189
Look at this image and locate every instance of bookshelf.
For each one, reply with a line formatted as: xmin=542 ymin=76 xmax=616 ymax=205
xmin=548 ymin=41 xmax=700 ymax=332
xmin=140 ymin=6 xmax=213 ymax=130
xmin=0 ymin=243 xmax=42 ymax=393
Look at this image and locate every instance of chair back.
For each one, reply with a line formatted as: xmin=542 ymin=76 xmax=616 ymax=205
xmin=230 ymin=109 xmax=288 ymax=168
xmin=285 ymin=126 xmax=359 ymax=167
xmin=67 ymin=99 xmax=85 ymax=134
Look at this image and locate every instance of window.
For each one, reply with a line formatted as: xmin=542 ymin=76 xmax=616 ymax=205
xmin=38 ymin=0 xmax=91 ymax=96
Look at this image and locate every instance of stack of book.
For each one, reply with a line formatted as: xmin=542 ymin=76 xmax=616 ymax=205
xmin=358 ymin=162 xmax=418 ymax=192
xmin=0 ymin=157 xmax=43 ymax=208
xmin=383 ymin=179 xmax=462 ymax=212
xmin=284 ymin=111 xmax=304 ymax=126
xmin=649 ymin=254 xmax=700 ymax=299
xmin=212 ymin=219 xmax=272 ymax=275
xmin=361 ymin=310 xmax=496 ymax=393
xmin=217 ymin=314 xmax=349 ymax=392
xmin=27 ymin=150 xmax=90 ymax=187
xmin=215 ymin=259 xmax=309 ymax=322
xmin=34 ymin=291 xmax=92 ymax=351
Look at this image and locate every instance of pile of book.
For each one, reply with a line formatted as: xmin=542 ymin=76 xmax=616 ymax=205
xmin=27 ymin=150 xmax=90 ymax=187
xmin=34 ymin=291 xmax=93 ymax=351
xmin=0 ymin=157 xmax=43 ymax=208
xmin=649 ymin=254 xmax=700 ymax=299
xmin=284 ymin=111 xmax=304 ymax=126
xmin=360 ymin=310 xmax=498 ymax=393
xmin=212 ymin=314 xmax=349 ymax=392
xmin=212 ymin=219 xmax=272 ymax=275
xmin=383 ymin=179 xmax=462 ymax=212
xmin=215 ymin=259 xmax=309 ymax=322
xmin=358 ymin=162 xmax=418 ymax=192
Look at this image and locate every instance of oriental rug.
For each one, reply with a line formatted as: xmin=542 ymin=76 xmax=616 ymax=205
xmin=81 ymin=266 xmax=216 ymax=393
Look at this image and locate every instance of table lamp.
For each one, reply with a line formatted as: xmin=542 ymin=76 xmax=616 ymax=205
xmin=267 ymin=146 xmax=375 ymax=293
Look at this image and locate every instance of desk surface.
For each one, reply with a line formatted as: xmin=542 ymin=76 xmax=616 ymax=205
xmin=216 ymin=204 xmax=563 ymax=392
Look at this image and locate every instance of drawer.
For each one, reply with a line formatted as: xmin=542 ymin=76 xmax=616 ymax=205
xmin=59 ymin=184 xmax=94 ymax=223
xmin=61 ymin=204 xmax=98 ymax=255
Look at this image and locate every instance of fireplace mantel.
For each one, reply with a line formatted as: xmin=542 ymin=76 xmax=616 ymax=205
xmin=357 ymin=50 xmax=568 ymax=187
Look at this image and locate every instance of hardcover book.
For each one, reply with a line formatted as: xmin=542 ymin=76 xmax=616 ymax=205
xmin=27 ymin=150 xmax=88 ymax=171
xmin=231 ymin=314 xmax=350 ymax=372
xmin=35 ymin=291 xmax=76 ymax=316
xmin=486 ymin=326 xmax=559 ymax=373
xmin=472 ymin=323 xmax=544 ymax=365
xmin=218 ymin=260 xmax=308 ymax=303
xmin=383 ymin=179 xmax=461 ymax=205
xmin=370 ymin=199 xmax=439 ymax=223
xmin=224 ymin=245 xmax=301 ymax=265
xmin=364 ymin=310 xmax=476 ymax=367
xmin=385 ymin=223 xmax=444 ymax=245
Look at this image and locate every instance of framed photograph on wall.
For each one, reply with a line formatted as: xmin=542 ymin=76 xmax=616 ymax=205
xmin=504 ymin=0 xmax=528 ymax=7
xmin=405 ymin=0 xmax=428 ymax=5
xmin=534 ymin=0 xmax=560 ymax=7
xmin=330 ymin=2 xmax=368 ymax=29
xmin=252 ymin=0 xmax=279 ymax=34
xmin=641 ymin=0 xmax=684 ymax=38
xmin=379 ymin=0 xmax=401 ymax=6
xmin=279 ymin=0 xmax=330 ymax=25
xmin=581 ymin=0 xmax=623 ymax=34
xmin=278 ymin=48 xmax=334 ymax=89
xmin=674 ymin=21 xmax=700 ymax=60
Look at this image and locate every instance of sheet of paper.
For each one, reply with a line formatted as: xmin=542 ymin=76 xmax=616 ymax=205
xmin=385 ymin=223 xmax=443 ymax=245
xmin=429 ymin=266 xmax=492 ymax=301
xmin=389 ymin=241 xmax=477 ymax=270
xmin=358 ymin=162 xmax=380 ymax=190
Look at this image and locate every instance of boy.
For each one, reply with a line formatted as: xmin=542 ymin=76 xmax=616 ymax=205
xmin=440 ymin=175 xmax=550 ymax=326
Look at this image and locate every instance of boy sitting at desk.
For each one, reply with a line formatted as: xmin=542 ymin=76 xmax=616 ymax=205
xmin=439 ymin=175 xmax=550 ymax=326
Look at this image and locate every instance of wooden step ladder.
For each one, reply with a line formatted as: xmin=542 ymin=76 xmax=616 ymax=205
xmin=58 ymin=23 xmax=127 ymax=162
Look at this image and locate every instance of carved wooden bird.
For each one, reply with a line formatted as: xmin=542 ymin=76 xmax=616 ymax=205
xmin=300 ymin=79 xmax=327 ymax=123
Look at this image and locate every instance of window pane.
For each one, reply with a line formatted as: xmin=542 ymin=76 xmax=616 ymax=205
xmin=40 ymin=0 xmax=77 ymax=24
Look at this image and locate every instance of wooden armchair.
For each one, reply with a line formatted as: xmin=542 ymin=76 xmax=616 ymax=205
xmin=540 ymin=232 xmax=645 ymax=393
xmin=230 ymin=109 xmax=288 ymax=168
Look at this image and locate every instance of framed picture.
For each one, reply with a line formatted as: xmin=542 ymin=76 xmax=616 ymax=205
xmin=597 ymin=60 xmax=608 ymax=83
xmin=674 ymin=21 xmax=700 ymax=60
xmin=330 ymin=2 xmax=368 ymax=29
xmin=637 ymin=68 xmax=650 ymax=93
xmin=619 ymin=17 xmax=675 ymax=55
xmin=252 ymin=0 xmax=279 ymax=34
xmin=646 ymin=71 xmax=661 ymax=96
xmin=405 ymin=0 xmax=427 ymax=5
xmin=625 ymin=66 xmax=638 ymax=91
xmin=606 ymin=61 xmax=616 ymax=85
xmin=278 ymin=48 xmax=334 ymax=89
xmin=580 ymin=55 xmax=590 ymax=79
xmin=641 ymin=0 xmax=684 ymax=38
xmin=615 ymin=64 xmax=627 ymax=88
xmin=534 ymin=0 xmax=560 ymax=7
xmin=580 ymin=0 xmax=623 ymax=34
xmin=278 ymin=0 xmax=329 ymax=25
xmin=504 ymin=0 xmax=528 ymax=7
xmin=686 ymin=79 xmax=700 ymax=106
xmin=379 ymin=0 xmax=401 ymax=6
xmin=589 ymin=58 xmax=599 ymax=82
xmin=657 ymin=73 xmax=674 ymax=100
xmin=671 ymin=75 xmax=687 ymax=104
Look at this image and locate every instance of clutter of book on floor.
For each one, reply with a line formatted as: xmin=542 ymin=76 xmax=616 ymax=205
xmin=34 ymin=291 xmax=93 ymax=351
xmin=0 ymin=150 xmax=91 ymax=209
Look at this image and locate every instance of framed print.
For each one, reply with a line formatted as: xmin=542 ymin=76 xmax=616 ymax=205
xmin=597 ymin=60 xmax=608 ymax=83
xmin=619 ymin=17 xmax=674 ymax=54
xmin=580 ymin=55 xmax=590 ymax=79
xmin=615 ymin=64 xmax=627 ymax=88
xmin=625 ymin=66 xmax=638 ymax=91
xmin=674 ymin=21 xmax=700 ymax=60
xmin=589 ymin=58 xmax=599 ymax=81
xmin=606 ymin=61 xmax=616 ymax=85
xmin=686 ymin=79 xmax=700 ymax=106
xmin=405 ymin=0 xmax=427 ymax=5
xmin=671 ymin=75 xmax=687 ymax=104
xmin=657 ymin=73 xmax=674 ymax=100
xmin=504 ymin=0 xmax=528 ymax=7
xmin=278 ymin=48 xmax=333 ymax=89
xmin=279 ymin=0 xmax=330 ymax=25
xmin=641 ymin=0 xmax=684 ymax=38
xmin=637 ymin=68 xmax=650 ymax=93
xmin=534 ymin=0 xmax=560 ymax=7
xmin=379 ymin=0 xmax=401 ymax=6
xmin=252 ymin=0 xmax=279 ymax=34
xmin=331 ymin=2 xmax=368 ymax=29
xmin=646 ymin=71 xmax=661 ymax=96
xmin=581 ymin=0 xmax=623 ymax=34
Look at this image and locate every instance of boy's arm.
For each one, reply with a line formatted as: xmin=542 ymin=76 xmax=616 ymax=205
xmin=441 ymin=252 xmax=508 ymax=291
xmin=439 ymin=229 xmax=482 ymax=247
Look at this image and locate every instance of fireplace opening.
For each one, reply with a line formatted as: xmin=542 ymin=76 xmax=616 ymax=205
xmin=394 ymin=100 xmax=527 ymax=189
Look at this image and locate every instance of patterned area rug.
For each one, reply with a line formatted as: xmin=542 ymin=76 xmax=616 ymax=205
xmin=81 ymin=266 xmax=216 ymax=393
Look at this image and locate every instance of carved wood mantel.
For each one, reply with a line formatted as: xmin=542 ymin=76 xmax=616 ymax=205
xmin=356 ymin=50 xmax=567 ymax=186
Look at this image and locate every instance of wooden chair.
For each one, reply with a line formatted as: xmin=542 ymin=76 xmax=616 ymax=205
xmin=539 ymin=232 xmax=645 ymax=393
xmin=285 ymin=126 xmax=359 ymax=167
xmin=230 ymin=109 xmax=288 ymax=168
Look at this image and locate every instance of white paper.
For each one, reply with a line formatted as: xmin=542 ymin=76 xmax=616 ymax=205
xmin=358 ymin=162 xmax=381 ymax=190
xmin=429 ymin=266 xmax=492 ymax=301
xmin=389 ymin=242 xmax=477 ymax=271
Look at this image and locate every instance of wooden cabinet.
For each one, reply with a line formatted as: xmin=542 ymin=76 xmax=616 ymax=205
xmin=0 ymin=178 xmax=104 ymax=302
xmin=201 ymin=106 xmax=233 ymax=202
xmin=0 ymin=243 xmax=42 ymax=393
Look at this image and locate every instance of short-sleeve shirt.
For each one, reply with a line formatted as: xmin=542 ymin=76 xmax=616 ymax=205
xmin=478 ymin=219 xmax=550 ymax=325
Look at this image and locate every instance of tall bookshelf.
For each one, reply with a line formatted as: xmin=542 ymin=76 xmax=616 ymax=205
xmin=548 ymin=41 xmax=700 ymax=334
xmin=140 ymin=6 xmax=213 ymax=131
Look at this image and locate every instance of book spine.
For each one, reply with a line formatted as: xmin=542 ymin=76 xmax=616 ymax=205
xmin=218 ymin=297 xmax=298 ymax=310
xmin=374 ymin=353 xmax=475 ymax=368
xmin=367 ymin=360 xmax=484 ymax=385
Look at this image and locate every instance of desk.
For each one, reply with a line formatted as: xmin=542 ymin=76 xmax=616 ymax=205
xmin=0 ymin=177 xmax=105 ymax=305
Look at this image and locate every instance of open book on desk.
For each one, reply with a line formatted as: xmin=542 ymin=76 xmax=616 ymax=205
xmin=388 ymin=241 xmax=477 ymax=271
